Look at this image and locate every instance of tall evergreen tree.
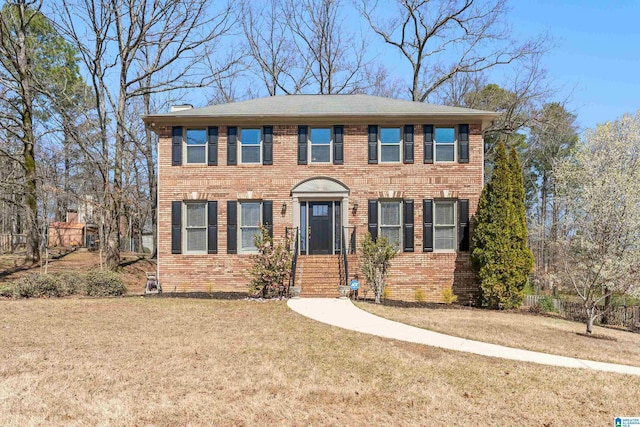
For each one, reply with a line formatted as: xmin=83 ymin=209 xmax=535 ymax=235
xmin=471 ymin=142 xmax=532 ymax=308
xmin=509 ymin=146 xmax=534 ymax=289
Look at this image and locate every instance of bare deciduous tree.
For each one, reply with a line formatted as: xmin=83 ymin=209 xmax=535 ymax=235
xmin=55 ymin=0 xmax=236 ymax=268
xmin=360 ymin=0 xmax=548 ymax=102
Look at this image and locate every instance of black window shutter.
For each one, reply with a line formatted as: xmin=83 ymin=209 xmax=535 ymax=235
xmin=227 ymin=126 xmax=237 ymax=165
xmin=423 ymin=125 xmax=434 ymax=164
xmin=368 ymin=199 xmax=378 ymax=241
xmin=263 ymin=126 xmax=273 ymax=165
xmin=403 ymin=125 xmax=414 ymax=164
xmin=423 ymin=199 xmax=433 ymax=252
xmin=208 ymin=126 xmax=218 ymax=166
xmin=262 ymin=200 xmax=273 ymax=238
xmin=459 ymin=124 xmax=469 ymax=163
xmin=368 ymin=125 xmax=378 ymax=164
xmin=403 ymin=199 xmax=414 ymax=252
xmin=333 ymin=125 xmax=344 ymax=165
xmin=207 ymin=201 xmax=218 ymax=254
xmin=171 ymin=201 xmax=182 ymax=254
xmin=458 ymin=199 xmax=470 ymax=251
xmin=227 ymin=201 xmax=237 ymax=254
xmin=298 ymin=125 xmax=308 ymax=165
xmin=172 ymin=126 xmax=182 ymax=166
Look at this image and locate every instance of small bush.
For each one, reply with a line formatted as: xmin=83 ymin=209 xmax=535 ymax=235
xmin=85 ymin=270 xmax=127 ymax=297
xmin=538 ymin=295 xmax=555 ymax=313
xmin=414 ymin=287 xmax=425 ymax=303
xmin=382 ymin=286 xmax=391 ymax=300
xmin=0 ymin=283 xmax=16 ymax=298
xmin=57 ymin=271 xmax=85 ymax=296
xmin=7 ymin=274 xmax=64 ymax=298
xmin=442 ymin=286 xmax=458 ymax=305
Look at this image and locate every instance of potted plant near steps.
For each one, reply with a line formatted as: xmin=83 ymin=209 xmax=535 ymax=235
xmin=289 ymin=285 xmax=301 ymax=298
xmin=338 ymin=284 xmax=350 ymax=299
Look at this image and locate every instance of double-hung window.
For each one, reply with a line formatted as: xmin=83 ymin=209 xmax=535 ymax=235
xmin=240 ymin=202 xmax=261 ymax=253
xmin=380 ymin=201 xmax=402 ymax=246
xmin=184 ymin=202 xmax=207 ymax=253
xmin=240 ymin=128 xmax=261 ymax=164
xmin=310 ymin=128 xmax=331 ymax=163
xmin=434 ymin=201 xmax=456 ymax=250
xmin=435 ymin=127 xmax=455 ymax=162
xmin=185 ymin=129 xmax=207 ymax=164
xmin=380 ymin=127 xmax=401 ymax=162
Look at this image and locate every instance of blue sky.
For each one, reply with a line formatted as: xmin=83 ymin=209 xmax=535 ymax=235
xmin=509 ymin=0 xmax=640 ymax=131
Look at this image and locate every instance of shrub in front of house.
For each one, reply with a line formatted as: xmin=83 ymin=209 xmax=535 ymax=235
xmin=248 ymin=226 xmax=292 ymax=298
xmin=84 ymin=270 xmax=127 ymax=297
xmin=0 ymin=271 xmax=126 ymax=299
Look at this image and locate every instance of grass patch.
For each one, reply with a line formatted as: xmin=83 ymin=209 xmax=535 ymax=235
xmin=357 ymin=301 xmax=640 ymax=367
xmin=0 ymin=298 xmax=638 ymax=426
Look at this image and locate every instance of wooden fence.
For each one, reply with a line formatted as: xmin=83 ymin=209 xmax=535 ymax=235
xmin=0 ymin=233 xmax=10 ymax=253
xmin=524 ymin=294 xmax=640 ymax=329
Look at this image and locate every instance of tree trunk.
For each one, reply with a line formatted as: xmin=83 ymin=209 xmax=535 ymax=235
xmin=585 ymin=306 xmax=595 ymax=334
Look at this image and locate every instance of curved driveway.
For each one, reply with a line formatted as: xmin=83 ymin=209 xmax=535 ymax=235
xmin=288 ymin=298 xmax=640 ymax=376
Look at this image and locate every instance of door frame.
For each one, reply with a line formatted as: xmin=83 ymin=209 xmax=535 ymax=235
xmin=291 ymin=177 xmax=350 ymax=256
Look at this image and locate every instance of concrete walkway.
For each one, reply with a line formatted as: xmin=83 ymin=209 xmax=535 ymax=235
xmin=288 ymin=298 xmax=640 ymax=376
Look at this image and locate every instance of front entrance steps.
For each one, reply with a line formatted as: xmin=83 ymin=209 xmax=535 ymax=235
xmin=295 ymin=254 xmax=360 ymax=298
xmin=296 ymin=255 xmax=340 ymax=297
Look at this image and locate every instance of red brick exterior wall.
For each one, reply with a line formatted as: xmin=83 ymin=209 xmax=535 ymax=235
xmin=157 ymin=121 xmax=483 ymax=302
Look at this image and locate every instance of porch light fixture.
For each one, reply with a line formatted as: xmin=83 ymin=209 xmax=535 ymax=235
xmin=352 ymin=202 xmax=358 ymax=214
xmin=281 ymin=202 xmax=287 ymax=215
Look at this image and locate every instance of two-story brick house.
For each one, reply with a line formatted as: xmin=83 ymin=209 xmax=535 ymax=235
xmin=143 ymin=94 xmax=497 ymax=302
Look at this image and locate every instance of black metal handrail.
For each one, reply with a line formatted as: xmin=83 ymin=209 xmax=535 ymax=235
xmin=340 ymin=226 xmax=357 ymax=287
xmin=286 ymin=227 xmax=299 ymax=290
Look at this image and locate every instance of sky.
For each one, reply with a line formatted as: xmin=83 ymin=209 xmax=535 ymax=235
xmin=508 ymin=0 xmax=640 ymax=132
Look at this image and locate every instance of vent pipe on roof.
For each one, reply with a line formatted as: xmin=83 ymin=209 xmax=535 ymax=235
xmin=171 ymin=104 xmax=193 ymax=112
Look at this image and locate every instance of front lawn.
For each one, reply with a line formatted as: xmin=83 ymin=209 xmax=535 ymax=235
xmin=357 ymin=301 xmax=640 ymax=367
xmin=0 ymin=298 xmax=638 ymax=426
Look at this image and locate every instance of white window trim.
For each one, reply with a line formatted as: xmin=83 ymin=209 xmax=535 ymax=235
xmin=239 ymin=128 xmax=262 ymax=165
xmin=434 ymin=127 xmax=457 ymax=163
xmin=183 ymin=128 xmax=207 ymax=165
xmin=183 ymin=201 xmax=207 ymax=255
xmin=309 ymin=127 xmax=333 ymax=164
xmin=433 ymin=200 xmax=457 ymax=252
xmin=379 ymin=200 xmax=402 ymax=249
xmin=239 ymin=201 xmax=262 ymax=254
xmin=379 ymin=127 xmax=402 ymax=163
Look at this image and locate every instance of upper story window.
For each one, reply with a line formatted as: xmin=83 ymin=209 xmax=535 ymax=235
xmin=184 ymin=202 xmax=207 ymax=253
xmin=435 ymin=127 xmax=456 ymax=162
xmin=380 ymin=127 xmax=401 ymax=162
xmin=380 ymin=201 xmax=402 ymax=246
xmin=185 ymin=129 xmax=207 ymax=164
xmin=240 ymin=201 xmax=262 ymax=253
xmin=310 ymin=128 xmax=331 ymax=163
xmin=240 ymin=128 xmax=261 ymax=164
xmin=434 ymin=200 xmax=456 ymax=250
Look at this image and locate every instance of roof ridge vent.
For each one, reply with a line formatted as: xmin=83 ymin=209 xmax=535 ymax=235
xmin=171 ymin=104 xmax=193 ymax=112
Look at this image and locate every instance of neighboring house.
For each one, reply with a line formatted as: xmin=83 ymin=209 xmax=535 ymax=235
xmin=48 ymin=211 xmax=98 ymax=248
xmin=143 ymin=95 xmax=497 ymax=301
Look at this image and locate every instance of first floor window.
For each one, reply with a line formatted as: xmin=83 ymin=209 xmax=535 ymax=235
xmin=380 ymin=201 xmax=401 ymax=246
xmin=435 ymin=127 xmax=455 ymax=162
xmin=434 ymin=201 xmax=456 ymax=250
xmin=185 ymin=128 xmax=207 ymax=164
xmin=240 ymin=128 xmax=261 ymax=163
xmin=185 ymin=202 xmax=206 ymax=253
xmin=380 ymin=127 xmax=401 ymax=162
xmin=240 ymin=202 xmax=261 ymax=252
xmin=310 ymin=127 xmax=331 ymax=163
